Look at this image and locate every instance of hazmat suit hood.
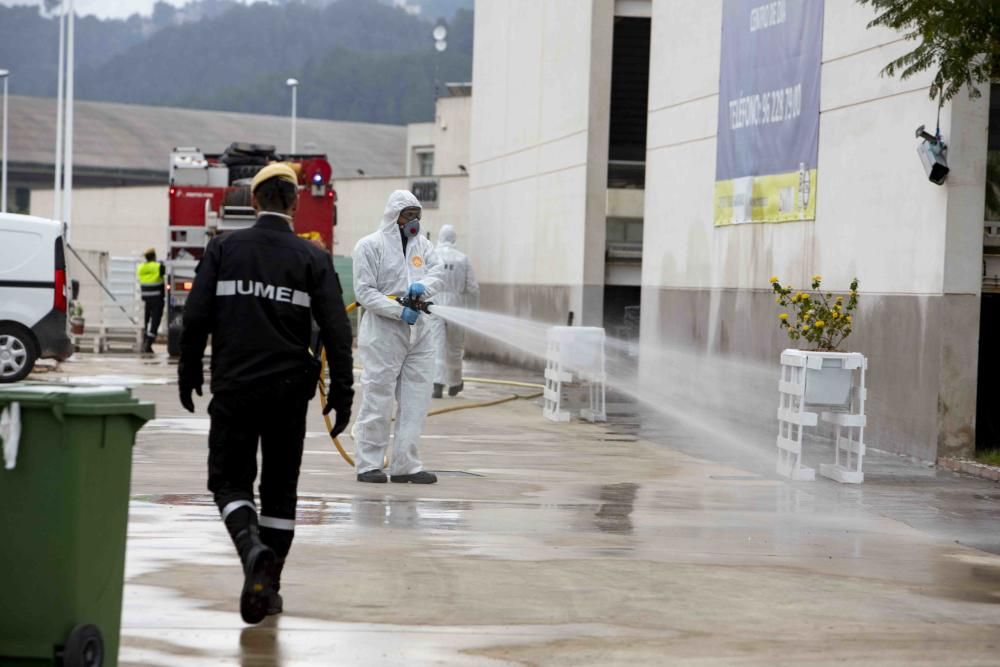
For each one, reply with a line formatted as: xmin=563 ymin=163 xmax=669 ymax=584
xmin=380 ymin=190 xmax=422 ymax=232
xmin=437 ymin=225 xmax=456 ymax=247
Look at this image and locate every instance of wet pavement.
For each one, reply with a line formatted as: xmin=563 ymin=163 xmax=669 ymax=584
xmin=35 ymin=354 xmax=1000 ymax=665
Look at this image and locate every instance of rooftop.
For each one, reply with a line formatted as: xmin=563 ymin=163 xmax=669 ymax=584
xmin=7 ymin=95 xmax=408 ymax=187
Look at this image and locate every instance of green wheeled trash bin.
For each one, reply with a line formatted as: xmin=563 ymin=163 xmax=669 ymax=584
xmin=0 ymin=384 xmax=155 ymax=667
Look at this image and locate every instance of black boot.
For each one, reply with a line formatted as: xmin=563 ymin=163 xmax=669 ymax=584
xmin=266 ymin=558 xmax=285 ymax=615
xmin=391 ymin=470 xmax=438 ymax=484
xmin=357 ymin=469 xmax=388 ymax=483
xmin=432 ymin=383 xmax=444 ymax=398
xmin=232 ymin=524 xmax=276 ymax=624
xmin=448 ymin=382 xmax=464 ymax=397
xmin=259 ymin=522 xmax=293 ymax=616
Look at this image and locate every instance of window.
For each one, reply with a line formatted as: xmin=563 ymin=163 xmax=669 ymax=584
xmin=13 ymin=188 xmax=30 ymax=215
xmin=608 ymin=17 xmax=650 ymax=163
xmin=415 ymin=149 xmax=435 ymax=177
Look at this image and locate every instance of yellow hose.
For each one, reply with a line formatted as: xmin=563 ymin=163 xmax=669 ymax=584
xmin=461 ymin=377 xmax=545 ymax=390
xmin=318 ymin=300 xmax=543 ymax=467
xmin=316 ymin=366 xmax=358 ymax=466
xmin=427 ymin=391 xmax=543 ymax=417
xmin=343 ymin=368 xmax=543 ymax=392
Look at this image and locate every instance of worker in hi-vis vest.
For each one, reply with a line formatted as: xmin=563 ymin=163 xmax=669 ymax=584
xmin=136 ymin=248 xmax=165 ymax=354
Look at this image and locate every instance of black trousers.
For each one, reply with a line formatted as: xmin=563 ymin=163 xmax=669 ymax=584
xmin=208 ymin=370 xmax=317 ymax=558
xmin=142 ymin=295 xmax=164 ymax=346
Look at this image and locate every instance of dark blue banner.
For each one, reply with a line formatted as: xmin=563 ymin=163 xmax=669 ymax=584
xmin=715 ymin=0 xmax=824 ymax=224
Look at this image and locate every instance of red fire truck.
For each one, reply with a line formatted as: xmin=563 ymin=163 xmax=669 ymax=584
xmin=165 ymin=143 xmax=337 ymax=355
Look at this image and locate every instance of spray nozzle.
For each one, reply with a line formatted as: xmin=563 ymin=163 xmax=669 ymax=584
xmin=399 ymin=295 xmax=433 ymax=315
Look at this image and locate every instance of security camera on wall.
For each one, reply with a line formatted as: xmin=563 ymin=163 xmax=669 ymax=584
xmin=915 ymin=124 xmax=949 ymax=185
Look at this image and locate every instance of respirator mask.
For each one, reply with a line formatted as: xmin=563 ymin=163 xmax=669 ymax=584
xmin=400 ymin=218 xmax=421 ymax=239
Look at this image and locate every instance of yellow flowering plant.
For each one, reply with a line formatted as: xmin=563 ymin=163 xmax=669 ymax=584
xmin=770 ymin=275 xmax=859 ymax=351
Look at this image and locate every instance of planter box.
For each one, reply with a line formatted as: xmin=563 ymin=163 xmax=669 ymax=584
xmin=804 ymin=357 xmax=853 ymax=407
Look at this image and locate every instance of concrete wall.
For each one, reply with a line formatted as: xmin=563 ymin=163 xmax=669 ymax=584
xmin=608 ymin=188 xmax=644 ymax=219
xmin=433 ymin=95 xmax=473 ymax=176
xmin=405 ymin=96 xmax=472 ymax=178
xmin=467 ymin=0 xmax=613 ymax=348
xmin=640 ymin=1 xmax=990 ymax=460
xmin=33 ymin=186 xmax=167 ymax=259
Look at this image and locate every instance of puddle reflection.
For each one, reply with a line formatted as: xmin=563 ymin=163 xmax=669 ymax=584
xmin=593 ymin=483 xmax=639 ymax=534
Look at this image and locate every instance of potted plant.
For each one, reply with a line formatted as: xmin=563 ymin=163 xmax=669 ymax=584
xmin=69 ymin=302 xmax=85 ymax=336
xmin=770 ymin=275 xmax=859 ymax=406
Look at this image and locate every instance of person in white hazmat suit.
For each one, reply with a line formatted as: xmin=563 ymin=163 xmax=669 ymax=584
xmin=352 ymin=190 xmax=444 ymax=484
xmin=427 ymin=225 xmax=479 ymax=398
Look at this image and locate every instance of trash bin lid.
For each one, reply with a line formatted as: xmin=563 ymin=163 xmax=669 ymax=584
xmin=0 ymin=383 xmax=155 ymax=421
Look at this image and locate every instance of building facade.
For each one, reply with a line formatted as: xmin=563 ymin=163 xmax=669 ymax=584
xmin=467 ymin=0 xmax=993 ymax=462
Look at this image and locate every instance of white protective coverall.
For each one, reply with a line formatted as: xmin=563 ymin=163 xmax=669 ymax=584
xmin=352 ymin=191 xmax=444 ymax=475
xmin=427 ymin=225 xmax=479 ymax=388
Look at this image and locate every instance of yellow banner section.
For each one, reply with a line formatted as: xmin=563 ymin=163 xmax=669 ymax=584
xmin=714 ymin=169 xmax=817 ymax=226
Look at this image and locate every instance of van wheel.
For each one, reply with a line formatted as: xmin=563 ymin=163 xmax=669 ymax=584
xmin=0 ymin=325 xmax=37 ymax=383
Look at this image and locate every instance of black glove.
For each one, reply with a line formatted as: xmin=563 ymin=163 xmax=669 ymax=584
xmin=324 ymin=397 xmax=352 ymax=438
xmin=178 ymin=358 xmax=204 ymax=414
xmin=179 ymin=380 xmax=203 ymax=413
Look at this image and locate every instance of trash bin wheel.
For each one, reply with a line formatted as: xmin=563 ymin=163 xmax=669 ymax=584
xmin=62 ymin=624 xmax=104 ymax=667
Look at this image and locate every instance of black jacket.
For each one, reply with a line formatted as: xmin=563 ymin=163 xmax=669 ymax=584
xmin=178 ymin=214 xmax=354 ymax=406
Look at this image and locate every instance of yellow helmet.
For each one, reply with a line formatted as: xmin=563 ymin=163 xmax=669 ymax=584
xmin=251 ymin=162 xmax=299 ymax=193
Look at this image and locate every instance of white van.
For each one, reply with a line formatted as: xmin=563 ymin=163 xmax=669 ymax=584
xmin=0 ymin=213 xmax=74 ymax=381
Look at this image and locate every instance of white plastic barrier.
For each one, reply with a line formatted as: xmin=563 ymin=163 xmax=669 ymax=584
xmin=776 ymin=350 xmax=867 ymax=484
xmin=543 ymin=326 xmax=607 ymax=423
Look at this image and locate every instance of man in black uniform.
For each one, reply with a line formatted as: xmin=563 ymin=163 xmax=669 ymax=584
xmin=177 ymin=162 xmax=354 ymax=624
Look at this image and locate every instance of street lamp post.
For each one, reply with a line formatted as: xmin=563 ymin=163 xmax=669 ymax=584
xmin=0 ymin=69 xmax=8 ymax=213
xmin=54 ymin=0 xmax=66 ymax=222
xmin=432 ymin=24 xmax=447 ymax=99
xmin=286 ymin=78 xmax=299 ymax=154
xmin=63 ymin=0 xmax=75 ymax=235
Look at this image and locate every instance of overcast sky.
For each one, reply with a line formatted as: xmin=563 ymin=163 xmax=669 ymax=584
xmin=0 ymin=0 xmax=214 ymax=19
xmin=0 ymin=0 xmax=442 ymax=20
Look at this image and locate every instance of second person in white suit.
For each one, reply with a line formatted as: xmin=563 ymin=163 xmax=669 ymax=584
xmin=426 ymin=225 xmax=479 ymax=398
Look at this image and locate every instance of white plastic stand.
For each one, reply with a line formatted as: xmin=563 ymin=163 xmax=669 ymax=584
xmin=776 ymin=350 xmax=867 ymax=484
xmin=544 ymin=326 xmax=607 ymax=423
xmin=776 ymin=350 xmax=817 ymax=481
xmin=71 ymin=255 xmax=143 ymax=353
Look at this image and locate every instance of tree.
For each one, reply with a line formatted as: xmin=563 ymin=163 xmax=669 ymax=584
xmin=856 ymin=0 xmax=999 ymax=103
xmin=152 ymin=1 xmax=177 ymax=29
